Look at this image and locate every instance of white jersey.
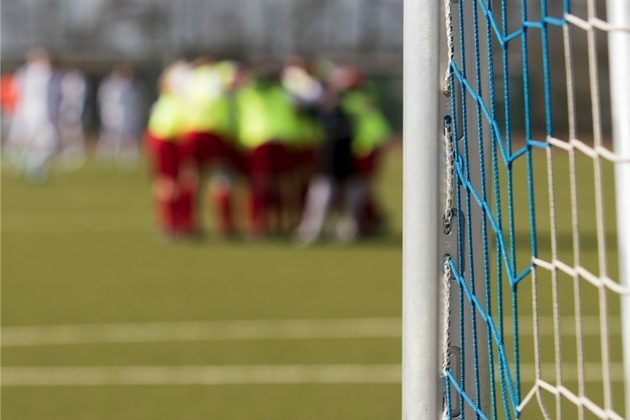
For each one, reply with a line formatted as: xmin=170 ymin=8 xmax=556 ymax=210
xmin=9 ymin=61 xmax=60 ymax=150
xmin=98 ymin=74 xmax=143 ymax=137
xmin=14 ymin=62 xmax=58 ymax=128
xmin=6 ymin=60 xmax=61 ymax=179
xmin=59 ymin=70 xmax=87 ymax=125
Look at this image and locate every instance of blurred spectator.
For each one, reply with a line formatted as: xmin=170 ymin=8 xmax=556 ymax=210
xmin=5 ymin=48 xmax=61 ymax=182
xmin=58 ymin=66 xmax=87 ymax=170
xmin=97 ymin=64 xmax=144 ymax=167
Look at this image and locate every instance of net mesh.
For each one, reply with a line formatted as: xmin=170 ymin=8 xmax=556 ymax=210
xmin=440 ymin=0 xmax=629 ymax=418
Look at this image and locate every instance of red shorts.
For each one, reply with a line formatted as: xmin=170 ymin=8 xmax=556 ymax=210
xmin=353 ymin=149 xmax=381 ymax=178
xmin=248 ymin=142 xmax=294 ymax=177
xmin=146 ymin=132 xmax=180 ymax=178
xmin=293 ymin=147 xmax=316 ymax=173
xmin=230 ymin=148 xmax=248 ymax=174
xmin=180 ymin=131 xmax=235 ymax=167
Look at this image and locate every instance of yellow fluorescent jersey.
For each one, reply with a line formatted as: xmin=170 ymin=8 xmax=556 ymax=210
xmin=235 ymin=84 xmax=302 ymax=150
xmin=296 ymin=112 xmax=323 ymax=148
xmin=235 ymin=86 xmax=272 ymax=149
xmin=147 ymin=93 xmax=185 ymax=141
xmin=266 ymin=86 xmax=302 ymax=146
xmin=183 ymin=65 xmax=232 ymax=136
xmin=341 ymin=89 xmax=392 ymax=157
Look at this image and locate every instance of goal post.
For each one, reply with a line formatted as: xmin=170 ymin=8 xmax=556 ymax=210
xmin=608 ymin=0 xmax=630 ymax=415
xmin=402 ymin=0 xmax=441 ymax=418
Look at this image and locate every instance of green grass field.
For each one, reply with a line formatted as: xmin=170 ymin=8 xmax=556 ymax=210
xmin=1 ymin=148 xmax=624 ymax=419
xmin=2 ymin=154 xmax=403 ymax=420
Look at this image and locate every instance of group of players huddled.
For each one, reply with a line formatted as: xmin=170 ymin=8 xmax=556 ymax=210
xmin=147 ymin=56 xmax=393 ymax=244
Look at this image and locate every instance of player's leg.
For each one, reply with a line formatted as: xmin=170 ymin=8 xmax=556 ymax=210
xmin=204 ymin=132 xmax=237 ymax=237
xmin=288 ymin=144 xmax=313 ymax=232
xmin=336 ymin=176 xmax=367 ymax=242
xmin=23 ymin=126 xmax=55 ymax=182
xmin=354 ymin=148 xmax=386 ymax=236
xmin=247 ymin=143 xmax=275 ymax=238
xmin=295 ymin=175 xmax=336 ymax=244
xmin=177 ymin=132 xmax=203 ymax=236
xmin=271 ymin=142 xmax=296 ymax=234
xmin=96 ymin=128 xmax=117 ymax=163
xmin=58 ymin=118 xmax=86 ymax=170
xmin=147 ymin=133 xmax=180 ymax=238
xmin=117 ymin=134 xmax=140 ymax=169
xmin=296 ymin=145 xmax=316 ymax=214
xmin=5 ymin=115 xmax=28 ymax=172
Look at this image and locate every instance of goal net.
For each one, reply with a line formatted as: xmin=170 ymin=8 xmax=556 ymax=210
xmin=403 ymin=0 xmax=630 ymax=419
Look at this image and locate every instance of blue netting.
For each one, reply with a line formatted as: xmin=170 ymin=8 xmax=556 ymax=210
xmin=441 ymin=0 xmax=568 ymax=418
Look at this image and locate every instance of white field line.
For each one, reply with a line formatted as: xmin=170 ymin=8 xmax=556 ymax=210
xmin=1 ymin=365 xmax=401 ymax=386
xmin=1 ymin=318 xmax=402 ymax=347
xmin=1 ymin=363 xmax=624 ymax=387
xmin=1 ymin=316 xmax=620 ymax=347
xmin=2 ymin=225 xmax=148 ymax=233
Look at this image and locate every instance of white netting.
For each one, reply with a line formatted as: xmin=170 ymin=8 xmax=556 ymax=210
xmin=440 ymin=0 xmax=630 ymax=418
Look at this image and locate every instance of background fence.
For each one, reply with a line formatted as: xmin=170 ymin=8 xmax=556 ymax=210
xmin=0 ymin=0 xmax=611 ymax=134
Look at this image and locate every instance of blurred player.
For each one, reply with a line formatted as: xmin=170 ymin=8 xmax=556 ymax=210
xmin=58 ymin=65 xmax=87 ymax=170
xmin=281 ymin=56 xmax=324 ymax=225
xmin=179 ymin=57 xmax=239 ymax=237
xmin=338 ymin=67 xmax=392 ymax=236
xmin=295 ymin=75 xmax=358 ymax=244
xmin=236 ymin=66 xmax=301 ymax=238
xmin=97 ymin=64 xmax=145 ymax=168
xmin=296 ymin=66 xmax=391 ymax=243
xmin=145 ymin=62 xmax=190 ymax=239
xmin=5 ymin=49 xmax=61 ymax=182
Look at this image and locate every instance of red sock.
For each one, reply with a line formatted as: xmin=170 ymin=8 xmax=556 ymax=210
xmin=177 ymin=187 xmax=197 ymax=233
xmin=361 ymin=194 xmax=383 ymax=234
xmin=213 ymin=185 xmax=234 ymax=235
xmin=155 ymin=197 xmax=178 ymax=234
xmin=248 ymin=188 xmax=267 ymax=236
